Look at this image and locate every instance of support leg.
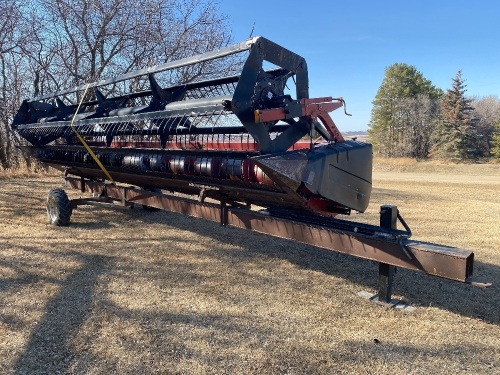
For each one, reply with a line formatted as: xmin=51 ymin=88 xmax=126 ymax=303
xmin=378 ymin=262 xmax=395 ymax=303
xmin=378 ymin=205 xmax=397 ymax=303
xmin=220 ymin=201 xmax=228 ymax=227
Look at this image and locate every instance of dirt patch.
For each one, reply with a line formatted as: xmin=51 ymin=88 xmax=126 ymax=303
xmin=0 ymin=167 xmax=499 ymax=374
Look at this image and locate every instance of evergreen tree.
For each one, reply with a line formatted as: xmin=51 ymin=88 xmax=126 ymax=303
xmin=431 ymin=71 xmax=478 ymax=161
xmin=491 ymin=121 xmax=500 ymax=160
xmin=368 ymin=63 xmax=441 ymax=157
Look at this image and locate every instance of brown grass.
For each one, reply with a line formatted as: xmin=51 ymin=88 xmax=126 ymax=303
xmin=0 ymin=163 xmax=59 ymax=180
xmin=0 ymin=161 xmax=499 ymax=374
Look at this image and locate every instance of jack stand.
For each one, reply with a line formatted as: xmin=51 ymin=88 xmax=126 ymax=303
xmin=358 ymin=205 xmax=415 ymax=312
xmin=378 ymin=205 xmax=397 ymax=303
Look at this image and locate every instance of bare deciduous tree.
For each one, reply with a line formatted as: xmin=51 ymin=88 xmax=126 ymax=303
xmin=0 ymin=0 xmax=34 ymax=169
xmin=471 ymin=95 xmax=500 ymax=156
xmin=392 ymin=95 xmax=440 ymax=159
xmin=0 ymin=0 xmax=233 ymax=170
xmin=35 ymin=0 xmax=233 ymax=94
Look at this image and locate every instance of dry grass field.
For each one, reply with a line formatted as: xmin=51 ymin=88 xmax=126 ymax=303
xmin=0 ymin=160 xmax=499 ymax=374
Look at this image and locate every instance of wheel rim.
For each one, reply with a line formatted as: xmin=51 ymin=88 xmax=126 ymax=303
xmin=47 ymin=195 xmax=58 ymax=222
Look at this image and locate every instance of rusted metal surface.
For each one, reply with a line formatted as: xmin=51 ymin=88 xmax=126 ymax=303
xmin=66 ymin=177 xmax=474 ymax=283
xmin=301 ymin=98 xmax=345 ymax=142
xmin=224 ymin=209 xmax=473 ymax=282
xmin=254 ymin=97 xmax=345 ymax=143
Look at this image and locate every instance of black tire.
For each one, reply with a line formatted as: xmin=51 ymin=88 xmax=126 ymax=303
xmin=47 ymin=188 xmax=72 ymax=226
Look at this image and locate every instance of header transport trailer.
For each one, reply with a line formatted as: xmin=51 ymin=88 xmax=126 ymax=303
xmin=11 ymin=36 xmax=490 ymax=304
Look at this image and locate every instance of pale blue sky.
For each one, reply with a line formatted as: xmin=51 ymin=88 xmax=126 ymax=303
xmin=221 ymin=0 xmax=500 ymax=131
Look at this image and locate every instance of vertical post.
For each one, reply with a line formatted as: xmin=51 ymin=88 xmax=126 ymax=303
xmin=378 ymin=205 xmax=397 ymax=303
xmin=80 ymin=176 xmax=86 ymax=193
xmin=220 ymin=201 xmax=228 ymax=227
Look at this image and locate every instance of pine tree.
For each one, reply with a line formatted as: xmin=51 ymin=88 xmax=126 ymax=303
xmin=491 ymin=121 xmax=500 ymax=160
xmin=431 ymin=71 xmax=478 ymax=161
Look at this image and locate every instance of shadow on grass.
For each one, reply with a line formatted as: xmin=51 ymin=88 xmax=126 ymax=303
xmin=13 ymin=252 xmax=112 ymax=375
xmin=127 ymin=209 xmax=500 ymax=325
xmin=0 ymin=257 xmax=61 ymax=294
xmin=335 ymin=339 xmax=497 ymax=371
xmin=7 ymin=243 xmax=279 ymax=373
xmin=5 ymin=197 xmax=498 ymax=373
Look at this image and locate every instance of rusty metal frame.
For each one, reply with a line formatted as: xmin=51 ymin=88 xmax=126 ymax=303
xmin=66 ymin=177 xmax=480 ymax=285
xmin=254 ymin=97 xmax=346 ymax=143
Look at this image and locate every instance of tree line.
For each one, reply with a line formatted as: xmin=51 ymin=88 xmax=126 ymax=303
xmin=369 ymin=63 xmax=500 ymax=161
xmin=2 ymin=1 xmax=498 ymax=169
xmin=0 ymin=0 xmax=232 ymax=170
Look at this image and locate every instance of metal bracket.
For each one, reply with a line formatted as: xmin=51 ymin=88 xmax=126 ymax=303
xmin=189 ymin=182 xmax=220 ymax=203
xmin=253 ymin=97 xmax=346 ymax=143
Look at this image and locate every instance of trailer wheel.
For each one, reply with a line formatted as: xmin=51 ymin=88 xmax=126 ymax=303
xmin=47 ymin=188 xmax=72 ymax=226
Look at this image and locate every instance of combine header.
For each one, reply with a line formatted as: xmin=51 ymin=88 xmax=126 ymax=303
xmin=12 ymin=37 xmax=488 ymax=304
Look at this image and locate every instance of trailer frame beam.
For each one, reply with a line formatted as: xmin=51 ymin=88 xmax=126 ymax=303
xmin=65 ymin=177 xmax=479 ymax=285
